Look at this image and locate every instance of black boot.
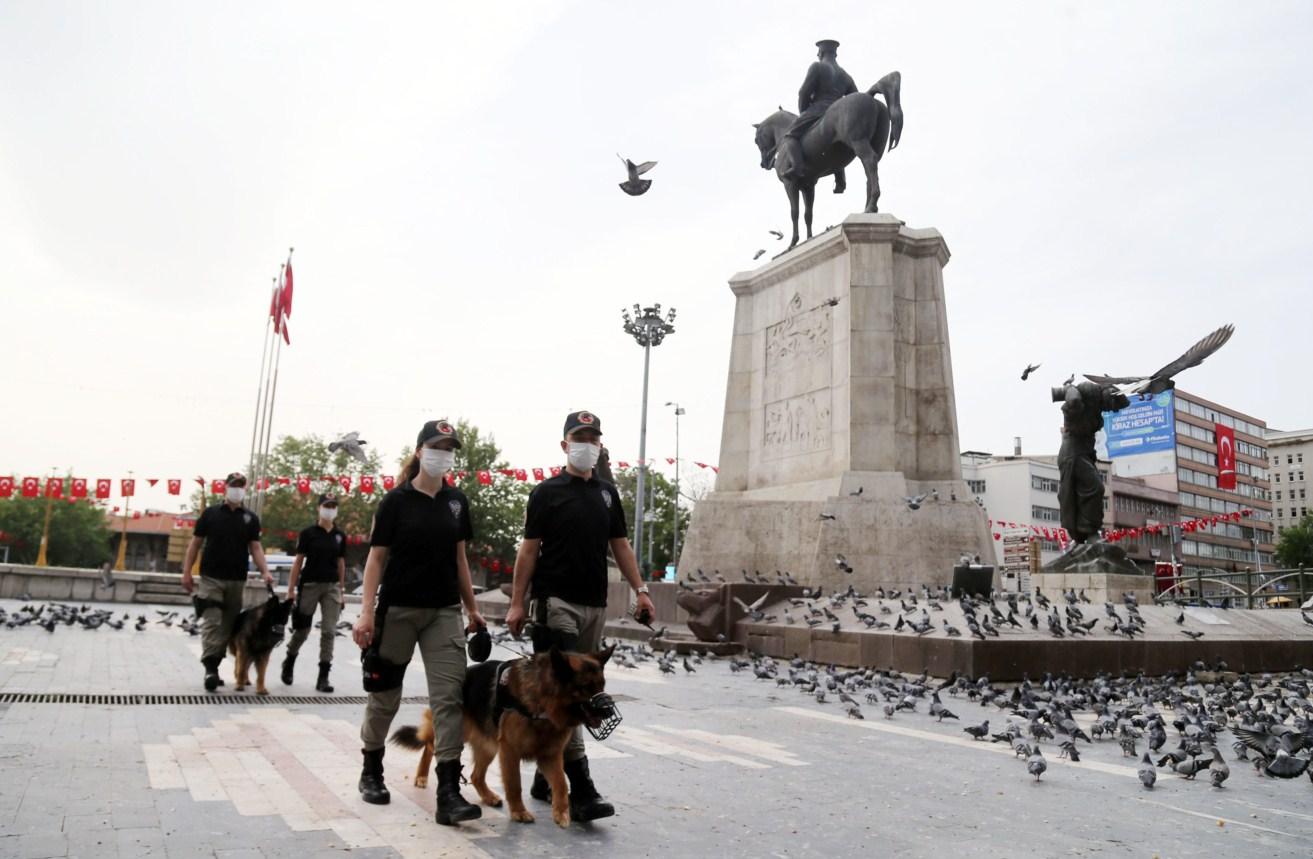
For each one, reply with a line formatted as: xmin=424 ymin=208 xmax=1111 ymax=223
xmin=315 ymin=662 xmax=333 ymax=693
xmin=281 ymin=652 xmax=296 ymax=686
xmin=529 ymin=769 xmax=551 ymax=802
xmin=358 ymin=748 xmax=390 ymax=805
xmin=564 ymin=756 xmax=615 ymax=821
xmin=435 ymin=760 xmax=481 ymax=825
xmin=202 ymin=656 xmax=222 ymax=692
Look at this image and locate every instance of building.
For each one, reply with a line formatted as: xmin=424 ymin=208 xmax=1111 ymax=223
xmin=1172 ymin=390 xmax=1274 ymax=577
xmin=1105 ymin=474 xmax=1179 ymax=572
xmin=1265 ymin=427 xmax=1313 ymax=537
xmin=960 ymin=451 xmax=1066 ymax=568
xmin=106 ymin=512 xmax=196 ymax=572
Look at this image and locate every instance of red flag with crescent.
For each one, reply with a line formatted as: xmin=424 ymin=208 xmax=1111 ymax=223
xmin=0 ymin=477 xmax=12 ymax=498
xmin=96 ymin=478 xmax=111 ymax=499
xmin=1214 ymin=423 xmax=1236 ymax=490
xmin=167 ymin=479 xmax=182 ymax=495
xmin=296 ymin=477 xmax=312 ymax=495
xmin=121 ymin=478 xmax=135 ymax=498
xmin=71 ymin=478 xmax=87 ymax=498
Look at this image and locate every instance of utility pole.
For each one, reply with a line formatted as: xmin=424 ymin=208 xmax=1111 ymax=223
xmin=665 ymin=401 xmax=685 ymax=571
xmin=621 ymin=304 xmax=676 ymax=576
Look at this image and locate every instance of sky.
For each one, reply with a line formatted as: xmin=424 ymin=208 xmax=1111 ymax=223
xmin=3 ymin=1 xmax=1311 ymax=514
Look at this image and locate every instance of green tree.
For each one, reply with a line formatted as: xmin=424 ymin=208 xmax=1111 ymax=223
xmin=448 ymin=419 xmax=530 ymax=570
xmin=611 ymin=468 xmax=690 ymax=576
xmin=0 ymin=489 xmax=112 ymax=568
xmin=1275 ymin=513 xmax=1313 ymax=570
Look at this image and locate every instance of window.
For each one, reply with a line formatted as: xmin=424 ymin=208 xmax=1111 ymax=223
xmin=966 ymin=479 xmax=986 ymax=494
xmin=1290 ymin=472 xmax=1296 ymax=482
xmin=1299 ymin=453 xmax=1304 ymax=464
xmin=1288 ymin=455 xmax=1294 ymax=465
xmin=1277 ymin=508 xmax=1284 ymax=519
xmin=1302 ymin=489 xmax=1306 ymax=499
xmin=1031 ymin=505 xmax=1062 ymax=522
xmin=1031 ymin=475 xmax=1059 ymax=493
xmin=1276 ymin=491 xmax=1283 ymax=501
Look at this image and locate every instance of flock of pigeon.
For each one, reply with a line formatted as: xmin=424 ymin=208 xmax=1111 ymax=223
xmin=0 ymin=598 xmax=355 ymax=639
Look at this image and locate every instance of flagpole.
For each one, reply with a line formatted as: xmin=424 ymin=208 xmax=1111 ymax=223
xmin=247 ymin=286 xmax=276 ymax=486
xmin=252 ymin=272 xmax=281 ymax=513
xmin=258 ymin=315 xmax=284 ymax=517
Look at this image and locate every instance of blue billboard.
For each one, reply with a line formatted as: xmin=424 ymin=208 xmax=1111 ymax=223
xmin=1103 ymin=390 xmax=1176 ymax=458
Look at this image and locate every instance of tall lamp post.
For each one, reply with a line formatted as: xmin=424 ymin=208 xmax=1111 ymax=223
xmin=665 ymin=401 xmax=685 ymax=572
xmin=621 ymin=303 xmax=676 ymax=577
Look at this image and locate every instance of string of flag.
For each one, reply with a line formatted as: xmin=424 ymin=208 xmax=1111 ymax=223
xmin=0 ymin=459 xmax=720 ymax=501
xmin=989 ymin=508 xmax=1256 ymax=545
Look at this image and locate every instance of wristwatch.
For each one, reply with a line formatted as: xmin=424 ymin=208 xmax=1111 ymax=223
xmin=636 ymin=585 xmax=651 ymax=595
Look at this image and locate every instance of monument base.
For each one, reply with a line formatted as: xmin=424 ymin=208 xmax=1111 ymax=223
xmin=1034 ymin=542 xmax=1152 ymax=604
xmin=678 ymin=470 xmax=992 ymax=593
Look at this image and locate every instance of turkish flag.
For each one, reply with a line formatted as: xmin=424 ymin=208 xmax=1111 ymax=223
xmin=1215 ymin=423 xmax=1236 ymax=490
xmin=338 ymin=476 xmax=352 ymax=493
xmin=132 ymin=511 xmax=141 ymax=519
xmin=617 ymin=461 xmax=630 ymax=469
xmin=167 ymin=479 xmax=181 ymax=495
xmin=45 ymin=478 xmax=63 ymax=499
xmin=276 ymin=476 xmax=291 ymax=485
xmin=71 ymin=478 xmax=87 ymax=498
xmin=296 ymin=477 xmax=312 ymax=495
xmin=532 ymin=468 xmax=545 ymax=481
xmin=382 ymin=475 xmax=396 ymax=491
xmin=210 ymin=479 xmax=226 ymax=495
xmin=477 ymin=471 xmax=493 ymax=486
xmin=147 ymin=478 xmax=159 ymax=487
xmin=96 ymin=479 xmax=111 ymax=499
xmin=0 ymin=477 xmax=12 ymax=498
xmin=514 ymin=469 xmax=528 ymax=481
xmin=549 ymin=466 xmax=561 ymax=477
xmin=281 ymin=258 xmax=294 ymax=319
xmin=666 ymin=458 xmax=675 ymax=465
xmin=120 ymin=478 xmax=135 ymax=498
xmin=360 ymin=475 xmax=375 ymax=494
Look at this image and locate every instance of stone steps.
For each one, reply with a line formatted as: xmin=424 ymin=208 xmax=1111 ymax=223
xmin=133 ymin=581 xmax=191 ymax=605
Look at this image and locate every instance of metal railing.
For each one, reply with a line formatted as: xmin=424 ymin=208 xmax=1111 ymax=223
xmin=1154 ymin=565 xmax=1309 ymax=609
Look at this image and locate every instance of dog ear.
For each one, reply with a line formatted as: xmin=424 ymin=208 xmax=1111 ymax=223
xmin=596 ymin=643 xmax=616 ymax=666
xmin=549 ymin=646 xmax=574 ymax=684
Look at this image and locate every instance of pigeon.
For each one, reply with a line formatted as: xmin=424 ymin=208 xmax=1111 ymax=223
xmin=1027 ymin=748 xmax=1047 ymax=782
xmin=1137 ymin=753 xmax=1157 ymax=789
xmin=682 ymin=658 xmax=696 ymax=674
xmin=753 ymin=249 xmax=766 ymax=260
xmin=328 ymin=431 xmax=368 ymax=463
xmin=1263 ymin=749 xmax=1310 ymax=779
xmin=732 ymin=592 xmax=774 ymax=622
xmin=1084 ymin=324 xmax=1235 ymax=397
xmin=1208 ymin=749 xmax=1230 ymax=788
xmin=617 ymin=154 xmax=657 ymax=196
xmin=769 ymin=229 xmax=784 ymax=240
xmin=903 ymin=494 xmax=928 ymax=511
xmin=849 ymin=486 xmax=863 ymax=496
xmin=1181 ymin=630 xmax=1204 ymax=640
xmin=963 ymin=720 xmax=990 ymax=741
xmin=1062 ymin=373 xmax=1075 ymax=386
xmin=1020 ymin=362 xmax=1041 ymax=381
xmin=819 ymin=513 xmax=837 ymax=521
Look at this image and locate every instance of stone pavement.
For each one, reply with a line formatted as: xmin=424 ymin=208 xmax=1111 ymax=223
xmin=2 ymin=598 xmax=1312 ymax=858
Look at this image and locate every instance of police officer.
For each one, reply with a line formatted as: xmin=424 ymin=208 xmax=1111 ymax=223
xmin=182 ymin=471 xmax=274 ymax=692
xmin=505 ymin=410 xmax=656 ymax=822
xmin=282 ymin=494 xmax=346 ymax=692
xmin=351 ymin=419 xmax=485 ymax=826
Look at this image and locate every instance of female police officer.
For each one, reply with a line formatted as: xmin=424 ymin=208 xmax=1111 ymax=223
xmin=352 ymin=419 xmax=485 ymax=825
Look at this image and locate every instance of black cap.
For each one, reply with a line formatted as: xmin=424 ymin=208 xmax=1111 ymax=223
xmin=563 ymin=410 xmax=602 ymax=438
xmin=467 ymin=627 xmax=491 ymax=662
xmin=816 ymin=39 xmax=840 ymax=53
xmin=417 ymin=419 xmax=462 ymax=449
xmin=317 ymin=494 xmax=338 ymax=506
xmin=225 ymin=471 xmax=247 ymax=486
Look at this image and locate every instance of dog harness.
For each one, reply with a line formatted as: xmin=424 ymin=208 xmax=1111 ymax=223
xmin=494 ymin=660 xmax=549 ymax=724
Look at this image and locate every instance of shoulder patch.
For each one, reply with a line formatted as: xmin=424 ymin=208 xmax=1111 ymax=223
xmin=243 ymin=512 xmax=253 ymax=525
xmin=600 ymin=489 xmax=612 ymax=508
xmin=448 ymin=499 xmax=463 ymax=520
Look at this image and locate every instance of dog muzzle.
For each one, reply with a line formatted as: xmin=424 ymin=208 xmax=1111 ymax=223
xmin=582 ymin=692 xmax=622 ymax=741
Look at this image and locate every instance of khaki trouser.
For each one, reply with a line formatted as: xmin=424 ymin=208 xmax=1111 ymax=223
xmin=197 ymin=577 xmax=246 ymax=663
xmin=360 ymin=605 xmax=466 ymax=762
xmin=532 ymin=596 xmax=607 ymax=762
xmin=286 ymin=581 xmax=342 ymax=664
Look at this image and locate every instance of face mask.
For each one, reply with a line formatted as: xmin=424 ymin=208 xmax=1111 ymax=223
xmin=420 ymin=448 xmax=455 ymax=477
xmin=225 ymin=486 xmax=246 ymax=504
xmin=319 ymin=507 xmax=338 ymax=522
xmin=566 ymin=441 xmax=601 ymax=472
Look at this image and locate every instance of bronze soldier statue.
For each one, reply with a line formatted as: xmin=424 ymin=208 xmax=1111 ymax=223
xmin=782 ymin=39 xmax=858 ymax=194
xmin=1053 ymin=382 xmax=1130 ymax=543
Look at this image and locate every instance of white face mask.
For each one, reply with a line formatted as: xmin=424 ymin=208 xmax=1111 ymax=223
xmin=566 ymin=441 xmax=601 ymax=472
xmin=420 ymin=448 xmax=456 ymax=477
xmin=225 ymin=486 xmax=246 ymax=504
xmin=319 ymin=506 xmax=338 ymax=522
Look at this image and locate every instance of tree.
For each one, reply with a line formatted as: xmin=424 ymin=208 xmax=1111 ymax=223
xmin=448 ymin=419 xmax=530 ymax=571
xmin=0 ymin=491 xmax=112 ymax=568
xmin=1275 ymin=513 xmax=1313 ymax=570
xmin=611 ymin=468 xmax=691 ymax=576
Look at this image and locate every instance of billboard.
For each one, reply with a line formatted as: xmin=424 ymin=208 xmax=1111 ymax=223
xmin=1101 ymin=390 xmax=1176 ymax=477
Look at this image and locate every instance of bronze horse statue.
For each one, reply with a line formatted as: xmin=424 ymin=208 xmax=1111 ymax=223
xmin=754 ymin=72 xmax=903 ymax=249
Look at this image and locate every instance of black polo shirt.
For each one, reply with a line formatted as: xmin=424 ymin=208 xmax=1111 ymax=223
xmin=370 ymin=481 xmax=472 ymax=609
xmin=194 ymin=503 xmax=261 ymax=581
xmin=525 ymin=471 xmax=627 ymax=607
xmin=295 ymin=524 xmax=346 ymax=583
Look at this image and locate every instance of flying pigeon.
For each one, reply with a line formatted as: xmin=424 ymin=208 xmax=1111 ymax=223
xmin=1084 ymin=324 xmax=1235 ymax=397
xmin=769 ymin=229 xmax=784 ymax=240
xmin=617 ymin=155 xmax=657 ymax=196
xmin=753 ymin=249 xmax=766 ymax=260
xmin=903 ymin=494 xmax=928 ymax=511
xmin=329 ymin=431 xmax=368 ymax=463
xmin=1020 ymin=362 xmax=1041 ymax=381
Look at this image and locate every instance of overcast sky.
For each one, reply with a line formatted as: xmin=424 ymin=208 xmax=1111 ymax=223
xmin=3 ymin=1 xmax=1310 ymax=513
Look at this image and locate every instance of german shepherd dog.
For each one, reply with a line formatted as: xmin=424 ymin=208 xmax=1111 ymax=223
xmin=391 ymin=645 xmax=614 ymax=828
xmin=228 ymin=590 xmax=293 ymax=695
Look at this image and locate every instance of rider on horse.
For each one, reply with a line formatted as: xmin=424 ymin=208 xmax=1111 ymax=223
xmin=782 ymin=39 xmax=857 ymax=194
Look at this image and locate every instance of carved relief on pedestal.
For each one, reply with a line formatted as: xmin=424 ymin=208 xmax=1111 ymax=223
xmin=765 ymin=293 xmax=832 ymax=376
xmin=763 ymin=390 xmax=832 ymax=460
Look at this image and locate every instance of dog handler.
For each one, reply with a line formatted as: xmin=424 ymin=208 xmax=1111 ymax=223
xmin=505 ymin=409 xmax=656 ymax=821
xmin=182 ymin=471 xmax=274 ymax=692
xmin=282 ymin=493 xmax=346 ymax=692
xmin=352 ymin=420 xmax=486 ymax=825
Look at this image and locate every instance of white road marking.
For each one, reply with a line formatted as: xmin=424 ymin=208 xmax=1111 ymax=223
xmin=612 ymin=726 xmax=769 ymax=769
xmin=648 ymin=727 xmax=807 ymax=767
xmin=1135 ymin=798 xmax=1301 ymax=839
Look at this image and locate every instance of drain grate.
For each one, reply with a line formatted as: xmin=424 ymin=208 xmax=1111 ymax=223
xmin=0 ymin=692 xmax=430 ymax=706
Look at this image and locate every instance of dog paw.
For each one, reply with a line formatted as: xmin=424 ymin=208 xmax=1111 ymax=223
xmin=552 ymin=809 xmax=571 ymax=828
xmin=414 ymin=777 xmax=427 ymax=789
xmin=480 ymin=793 xmax=503 ymax=807
xmin=255 ymin=688 xmax=269 ymax=696
xmin=510 ymin=809 xmax=535 ymax=823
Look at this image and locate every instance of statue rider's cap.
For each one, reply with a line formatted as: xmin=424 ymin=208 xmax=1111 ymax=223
xmin=816 ymin=39 xmax=840 ymax=53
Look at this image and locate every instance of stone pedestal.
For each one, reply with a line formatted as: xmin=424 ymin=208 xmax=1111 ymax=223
xmin=679 ymin=214 xmax=992 ymax=593
xmin=1034 ymin=541 xmax=1154 ymax=604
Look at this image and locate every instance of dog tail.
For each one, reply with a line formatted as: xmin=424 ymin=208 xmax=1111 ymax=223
xmin=389 ymin=725 xmax=425 ymax=750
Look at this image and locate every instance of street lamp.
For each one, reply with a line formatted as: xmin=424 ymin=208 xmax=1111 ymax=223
xmin=665 ymin=401 xmax=685 ymax=573
xmin=621 ymin=303 xmax=676 ymax=577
